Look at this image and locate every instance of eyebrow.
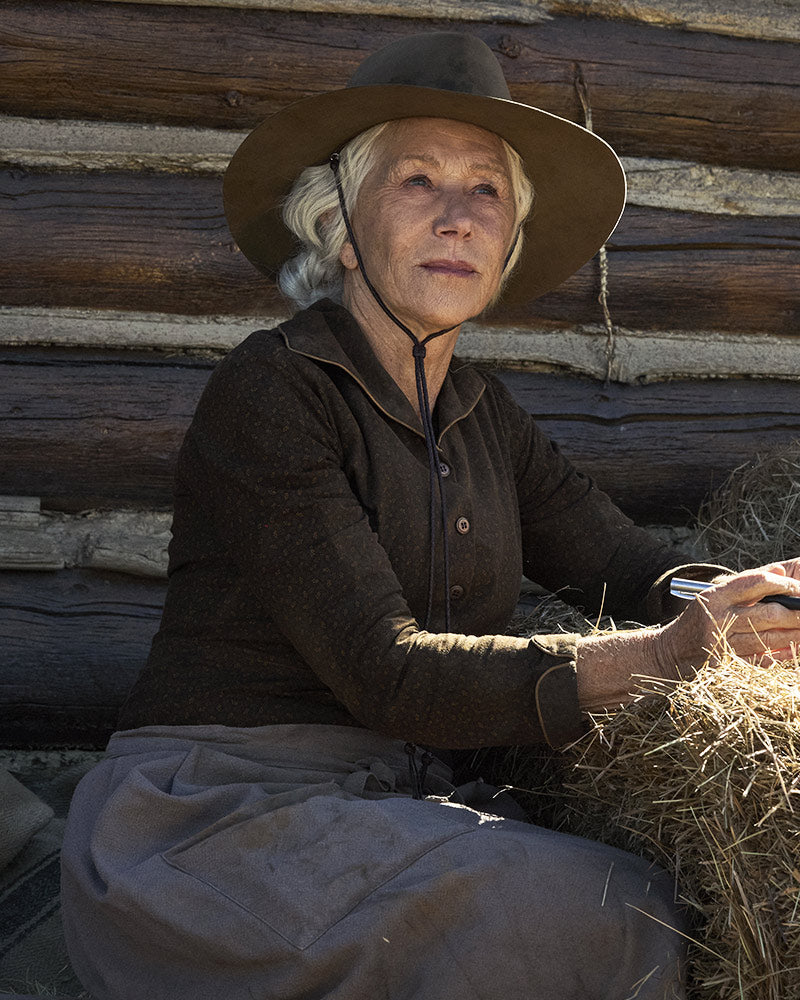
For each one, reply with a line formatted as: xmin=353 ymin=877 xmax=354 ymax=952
xmin=396 ymin=153 xmax=508 ymax=179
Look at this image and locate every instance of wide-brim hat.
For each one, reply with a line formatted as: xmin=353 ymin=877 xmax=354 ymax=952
xmin=223 ymin=31 xmax=626 ymax=305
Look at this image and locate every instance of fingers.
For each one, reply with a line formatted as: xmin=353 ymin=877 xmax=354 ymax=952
xmin=708 ymin=598 xmax=800 ymax=658
xmin=727 ymin=600 xmax=800 ymax=634
xmin=665 ymin=562 xmax=800 ymax=673
xmin=746 ymin=641 xmax=798 ymax=668
xmin=700 ymin=566 xmax=800 ymax=616
xmin=775 ymin=557 xmax=800 ymax=581
xmin=718 ymin=624 xmax=800 ymax=660
xmin=670 ymin=572 xmax=800 ymax=669
xmin=701 ymin=598 xmax=800 ymax=663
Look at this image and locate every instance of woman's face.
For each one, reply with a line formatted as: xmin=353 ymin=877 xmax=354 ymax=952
xmin=340 ymin=118 xmax=518 ymax=336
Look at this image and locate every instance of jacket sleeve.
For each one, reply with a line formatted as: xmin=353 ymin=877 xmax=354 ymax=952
xmin=179 ymin=344 xmax=584 ymax=750
xmin=483 ymin=374 xmax=727 ymax=623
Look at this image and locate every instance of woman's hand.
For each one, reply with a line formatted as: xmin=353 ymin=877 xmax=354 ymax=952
xmin=576 ymin=560 xmax=800 ymax=713
xmin=658 ymin=559 xmax=800 ymax=674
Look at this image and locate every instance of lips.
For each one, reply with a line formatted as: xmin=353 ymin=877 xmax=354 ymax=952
xmin=419 ymin=259 xmax=477 ymax=276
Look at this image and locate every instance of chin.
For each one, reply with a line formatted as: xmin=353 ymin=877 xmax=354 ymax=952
xmin=406 ymin=287 xmax=494 ymax=332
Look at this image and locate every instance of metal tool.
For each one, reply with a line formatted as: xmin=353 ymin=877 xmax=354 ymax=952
xmin=670 ymin=577 xmax=800 ymax=610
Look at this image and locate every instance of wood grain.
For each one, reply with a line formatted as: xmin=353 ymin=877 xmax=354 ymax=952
xmin=1 ymin=1 xmax=797 ymax=170
xmin=0 ymin=506 xmax=171 ymax=576
xmin=5 ymin=307 xmax=800 ymax=383
xmin=3 ymin=348 xmax=800 ymax=524
xmin=2 ymin=169 xmax=797 ymax=336
xmin=96 ymin=0 xmax=800 ymax=44
xmin=0 ymin=569 xmax=163 ymax=746
xmin=0 ymin=349 xmax=211 ymax=510
xmin=500 ymin=371 xmax=800 ymax=522
xmin=5 ymin=117 xmax=799 ymax=220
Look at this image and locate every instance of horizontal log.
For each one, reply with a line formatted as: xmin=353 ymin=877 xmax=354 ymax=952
xmin=457 ymin=325 xmax=800 ymax=383
xmin=3 ymin=348 xmax=800 ymax=523
xmin=0 ymin=115 xmax=246 ymax=175
xmin=2 ymin=169 xmax=798 ymax=336
xmin=621 ymin=158 xmax=800 ymax=218
xmin=97 ymin=0 xmax=800 ymax=43
xmin=0 ymin=569 xmax=163 ymax=747
xmin=501 ymin=372 xmax=800 ymax=522
xmin=0 ymin=350 xmax=212 ymax=510
xmin=0 ymin=502 xmax=171 ymax=576
xmin=0 ymin=503 xmax=708 ymax=581
xmin=0 ymin=496 xmax=63 ymax=570
xmin=4 ymin=115 xmax=799 ymax=218
xmin=5 ymin=307 xmax=800 ymax=384
xmin=1 ymin=3 xmax=797 ymax=170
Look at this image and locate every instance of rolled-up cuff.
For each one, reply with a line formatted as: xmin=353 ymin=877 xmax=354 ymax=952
xmin=529 ymin=635 xmax=585 ymax=748
xmin=645 ymin=562 xmax=731 ymax=624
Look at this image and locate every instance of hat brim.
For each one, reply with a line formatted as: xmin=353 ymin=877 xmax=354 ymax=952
xmin=223 ymin=84 xmax=626 ymax=306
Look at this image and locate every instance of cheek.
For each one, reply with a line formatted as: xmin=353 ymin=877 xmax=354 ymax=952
xmin=370 ymin=220 xmax=418 ymax=276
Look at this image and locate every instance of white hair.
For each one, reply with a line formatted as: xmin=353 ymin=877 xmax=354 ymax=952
xmin=278 ymin=119 xmax=534 ymax=311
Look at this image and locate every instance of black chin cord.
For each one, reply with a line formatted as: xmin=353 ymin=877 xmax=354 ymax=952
xmin=330 ymin=152 xmax=453 ymax=631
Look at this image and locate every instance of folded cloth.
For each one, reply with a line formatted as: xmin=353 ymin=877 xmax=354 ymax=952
xmin=62 ymin=724 xmax=688 ymax=1000
xmin=0 ymin=768 xmax=53 ymax=872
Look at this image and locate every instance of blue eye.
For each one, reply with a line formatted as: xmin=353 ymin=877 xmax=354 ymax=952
xmin=474 ymin=183 xmax=498 ymax=197
xmin=407 ymin=174 xmax=432 ymax=188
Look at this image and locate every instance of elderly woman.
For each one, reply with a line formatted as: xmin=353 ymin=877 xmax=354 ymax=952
xmin=61 ymin=32 xmax=800 ymax=1000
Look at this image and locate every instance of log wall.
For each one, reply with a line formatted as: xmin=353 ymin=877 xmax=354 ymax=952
xmin=3 ymin=169 xmax=797 ymax=334
xmin=1 ymin=0 xmax=797 ymax=746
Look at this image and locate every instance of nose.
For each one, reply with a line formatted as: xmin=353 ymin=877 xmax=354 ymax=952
xmin=433 ymin=192 xmax=472 ymax=240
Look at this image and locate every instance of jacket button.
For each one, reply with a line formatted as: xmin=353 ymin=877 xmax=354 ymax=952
xmin=455 ymin=516 xmax=470 ymax=534
xmin=449 ymin=585 xmax=464 ymax=600
xmin=439 ymin=462 xmax=451 ymax=478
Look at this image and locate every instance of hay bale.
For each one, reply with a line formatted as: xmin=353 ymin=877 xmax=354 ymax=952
xmin=499 ymin=646 xmax=800 ymax=999
xmin=499 ymin=465 xmax=800 ymax=995
xmin=697 ymin=440 xmax=800 ymax=571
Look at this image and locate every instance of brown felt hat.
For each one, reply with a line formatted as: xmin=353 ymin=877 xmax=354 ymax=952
xmin=223 ymin=31 xmax=626 ymax=305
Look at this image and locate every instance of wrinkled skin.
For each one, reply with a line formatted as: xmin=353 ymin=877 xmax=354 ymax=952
xmin=341 ymin=117 xmax=517 ymax=338
xmin=340 ymin=117 xmax=517 ymax=414
xmin=577 ymin=560 xmax=800 ymax=713
xmin=661 ymin=559 xmax=800 ymax=670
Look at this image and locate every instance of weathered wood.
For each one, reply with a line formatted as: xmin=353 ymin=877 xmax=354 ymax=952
xmin=3 ymin=348 xmax=800 ymax=524
xmin=4 ymin=116 xmax=800 ymax=218
xmin=0 ymin=115 xmax=247 ymax=175
xmin=0 ymin=306 xmax=265 ymax=353
xmin=0 ymin=504 xmax=171 ymax=577
xmin=0 ymin=569 xmax=164 ymax=747
xmin=95 ymin=0 xmax=800 ymax=44
xmin=5 ymin=307 xmax=800 ymax=384
xmin=499 ymin=372 xmax=800 ymax=516
xmin=2 ymin=169 xmax=797 ymax=335
xmin=622 ymin=158 xmax=800 ymax=218
xmin=0 ymin=169 xmax=267 ymax=317
xmin=0 ymin=349 xmax=211 ymax=511
xmin=0 ymin=496 xmax=63 ymax=570
xmin=458 ymin=324 xmax=800 ymax=383
xmin=1 ymin=3 xmax=797 ymax=170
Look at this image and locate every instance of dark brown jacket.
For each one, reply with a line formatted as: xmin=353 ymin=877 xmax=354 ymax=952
xmin=119 ymin=300 xmax=713 ymax=748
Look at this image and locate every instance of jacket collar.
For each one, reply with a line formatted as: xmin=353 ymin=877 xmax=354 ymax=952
xmin=279 ymin=299 xmax=486 ymax=443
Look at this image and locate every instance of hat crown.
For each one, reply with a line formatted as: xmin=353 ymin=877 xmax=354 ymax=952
xmin=346 ymin=32 xmax=512 ymax=101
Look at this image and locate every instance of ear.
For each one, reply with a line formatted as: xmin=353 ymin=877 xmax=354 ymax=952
xmin=339 ymin=240 xmax=358 ymax=271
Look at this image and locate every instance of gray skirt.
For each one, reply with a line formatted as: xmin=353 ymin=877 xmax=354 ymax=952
xmin=61 ymin=724 xmax=687 ymax=1000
